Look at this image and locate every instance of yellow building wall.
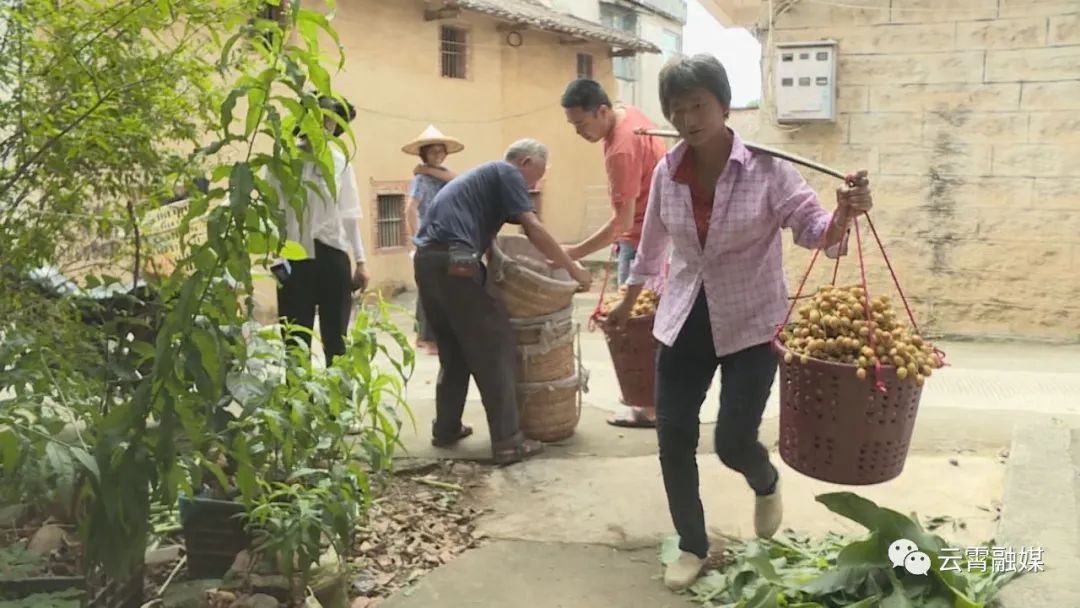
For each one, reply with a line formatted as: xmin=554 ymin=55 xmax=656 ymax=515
xmin=302 ymin=0 xmax=616 ymax=289
xmin=755 ymin=0 xmax=1080 ymax=342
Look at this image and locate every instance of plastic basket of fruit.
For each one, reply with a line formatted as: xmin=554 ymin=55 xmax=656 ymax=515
xmin=772 ymin=283 xmax=945 ymax=486
xmin=595 ymin=285 xmax=662 ymax=410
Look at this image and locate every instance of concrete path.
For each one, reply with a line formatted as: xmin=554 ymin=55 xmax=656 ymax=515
xmin=996 ymin=424 xmax=1080 ymax=607
xmin=372 ymin=290 xmax=1080 ymax=608
xmin=380 ymin=541 xmax=695 ymax=608
xmin=391 ymin=291 xmax=1080 ymax=424
xmin=475 ymin=454 xmax=1004 ymax=551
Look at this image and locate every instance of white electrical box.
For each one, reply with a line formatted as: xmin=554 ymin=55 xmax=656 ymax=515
xmin=775 ymin=40 xmax=838 ymax=123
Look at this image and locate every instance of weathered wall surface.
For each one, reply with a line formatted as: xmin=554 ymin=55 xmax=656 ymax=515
xmin=757 ymin=0 xmax=1080 ymax=342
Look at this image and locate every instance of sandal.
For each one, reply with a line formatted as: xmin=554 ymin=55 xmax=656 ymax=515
xmin=491 ymin=435 xmax=545 ymax=466
xmin=431 ymin=421 xmax=474 ymax=448
xmin=607 ymin=406 xmax=656 ymax=428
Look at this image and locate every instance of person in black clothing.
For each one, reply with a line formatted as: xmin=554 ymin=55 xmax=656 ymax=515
xmin=266 ymin=95 xmax=368 ymax=365
xmin=413 ymin=138 xmax=591 ymax=465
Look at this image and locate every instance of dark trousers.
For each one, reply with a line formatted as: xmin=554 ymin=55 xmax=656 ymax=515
xmin=413 ymin=248 xmax=519 ymax=444
xmin=656 ymin=288 xmax=779 ymax=559
xmin=415 ymin=292 xmax=436 ymax=343
xmin=276 ymin=240 xmax=352 ymax=364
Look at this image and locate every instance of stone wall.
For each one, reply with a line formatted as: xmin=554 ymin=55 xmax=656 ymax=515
xmin=757 ymin=0 xmax=1080 ymax=342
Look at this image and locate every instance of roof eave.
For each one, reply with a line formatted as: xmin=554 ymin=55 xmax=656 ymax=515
xmin=442 ymin=0 xmax=661 ymax=54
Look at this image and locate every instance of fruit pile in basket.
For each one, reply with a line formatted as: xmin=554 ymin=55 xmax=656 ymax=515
xmin=777 ymin=284 xmax=944 ymax=385
xmin=601 ymin=285 xmax=660 ymax=318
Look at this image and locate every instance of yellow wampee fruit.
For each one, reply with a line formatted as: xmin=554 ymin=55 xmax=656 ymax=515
xmin=601 ymin=286 xmax=661 ymax=318
xmin=777 ymin=284 xmax=943 ymax=384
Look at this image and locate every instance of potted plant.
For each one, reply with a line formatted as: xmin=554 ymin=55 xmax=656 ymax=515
xmin=178 ymin=305 xmax=415 ymax=601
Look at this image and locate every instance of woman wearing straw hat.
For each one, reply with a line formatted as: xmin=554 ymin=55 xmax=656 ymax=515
xmin=403 ymin=125 xmax=465 ymax=356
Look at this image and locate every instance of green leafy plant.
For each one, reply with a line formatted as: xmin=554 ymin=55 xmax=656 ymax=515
xmin=661 ymin=493 xmax=1022 ymax=608
xmin=2 ymin=0 xmax=413 ymax=596
xmin=198 ymin=303 xmax=414 ymax=592
xmin=0 ymin=544 xmax=51 ymax=579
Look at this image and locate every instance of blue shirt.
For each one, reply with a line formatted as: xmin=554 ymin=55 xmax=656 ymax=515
xmin=409 ymin=173 xmax=448 ymax=232
xmin=414 ymin=161 xmax=535 ymax=254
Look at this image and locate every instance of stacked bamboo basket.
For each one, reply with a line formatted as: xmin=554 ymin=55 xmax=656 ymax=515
xmin=488 ymin=235 xmax=587 ymax=442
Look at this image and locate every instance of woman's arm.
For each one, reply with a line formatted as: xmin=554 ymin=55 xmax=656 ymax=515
xmin=769 ymin=160 xmax=850 ymax=258
xmin=415 ymin=164 xmax=456 ymax=182
xmin=405 ymin=196 xmax=419 ymax=241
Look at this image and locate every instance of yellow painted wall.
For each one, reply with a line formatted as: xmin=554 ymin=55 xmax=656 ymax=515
xmin=754 ymin=0 xmax=1080 ymax=342
xmin=299 ymin=0 xmax=616 ymax=291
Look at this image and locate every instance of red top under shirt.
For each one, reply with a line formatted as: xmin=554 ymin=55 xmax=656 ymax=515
xmin=670 ymin=144 xmax=714 ymax=247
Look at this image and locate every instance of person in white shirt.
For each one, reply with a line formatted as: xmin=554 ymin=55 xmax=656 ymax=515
xmin=268 ymin=95 xmax=368 ymax=364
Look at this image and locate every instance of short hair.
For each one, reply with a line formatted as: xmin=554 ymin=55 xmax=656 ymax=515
xmin=318 ymin=94 xmax=356 ymax=136
xmin=560 ymin=79 xmax=612 ymax=112
xmin=505 ymin=138 xmax=548 ymax=163
xmin=658 ymin=54 xmax=732 ymax=120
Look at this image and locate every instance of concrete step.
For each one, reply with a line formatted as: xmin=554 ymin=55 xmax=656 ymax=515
xmin=995 ymin=423 xmax=1080 ymax=606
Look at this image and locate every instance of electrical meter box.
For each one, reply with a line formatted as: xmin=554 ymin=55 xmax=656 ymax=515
xmin=775 ymin=40 xmax=838 ymax=123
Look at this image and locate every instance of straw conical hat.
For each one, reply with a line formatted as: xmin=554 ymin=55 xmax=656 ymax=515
xmin=402 ymin=124 xmax=465 ymax=156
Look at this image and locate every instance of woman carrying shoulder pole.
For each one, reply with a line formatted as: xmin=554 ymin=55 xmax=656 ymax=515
xmin=605 ymin=55 xmax=873 ymax=591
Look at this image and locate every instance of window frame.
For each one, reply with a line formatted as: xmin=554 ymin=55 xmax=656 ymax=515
xmin=370 ymin=181 xmax=410 ymax=254
xmin=439 ymin=24 xmax=469 ymax=80
xmin=576 ymin=53 xmax=594 ymax=79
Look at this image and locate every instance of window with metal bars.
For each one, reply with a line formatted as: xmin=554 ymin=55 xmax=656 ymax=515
xmin=440 ymin=26 xmax=467 ymax=79
xmin=576 ymin=53 xmax=593 ymax=79
xmin=376 ymin=194 xmax=406 ymax=249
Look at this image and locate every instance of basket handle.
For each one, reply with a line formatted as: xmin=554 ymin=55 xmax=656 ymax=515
xmin=587 ymin=235 xmax=618 ymax=332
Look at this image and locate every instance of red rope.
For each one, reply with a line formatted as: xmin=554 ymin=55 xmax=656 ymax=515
xmin=587 ymin=251 xmax=616 ymax=332
xmin=775 ymin=208 xmax=846 ymax=338
xmin=588 ymin=229 xmax=620 ymax=332
xmin=774 ymin=247 xmax=822 ymax=340
xmin=864 ymin=215 xmax=948 ymax=367
xmin=854 ymin=218 xmax=887 ymax=393
xmin=864 ymin=216 xmax=918 ymax=334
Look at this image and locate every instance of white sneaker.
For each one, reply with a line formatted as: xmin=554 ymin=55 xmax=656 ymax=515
xmin=754 ymin=476 xmax=783 ymax=539
xmin=664 ymin=551 xmax=706 ymax=591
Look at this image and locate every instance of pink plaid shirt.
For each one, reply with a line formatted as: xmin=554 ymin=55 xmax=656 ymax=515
xmin=627 ymin=131 xmax=847 ymax=357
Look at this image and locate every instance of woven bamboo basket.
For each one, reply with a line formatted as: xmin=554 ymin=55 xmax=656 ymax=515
xmin=517 ymin=372 xmax=584 ymax=442
xmin=514 ymin=326 xmax=576 ymax=383
xmin=510 ymin=304 xmax=574 ymax=346
xmin=489 ymin=235 xmax=579 ymax=318
xmin=509 ymin=305 xmax=577 ymax=383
